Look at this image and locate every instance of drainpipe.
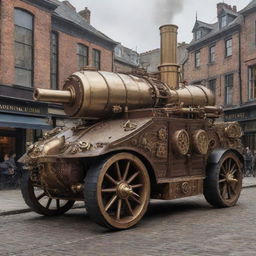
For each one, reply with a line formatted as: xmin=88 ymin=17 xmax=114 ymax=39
xmin=238 ymin=31 xmax=242 ymax=104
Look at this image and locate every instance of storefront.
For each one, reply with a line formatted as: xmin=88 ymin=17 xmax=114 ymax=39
xmin=0 ymin=96 xmax=53 ymax=159
xmin=224 ymin=104 xmax=256 ymax=152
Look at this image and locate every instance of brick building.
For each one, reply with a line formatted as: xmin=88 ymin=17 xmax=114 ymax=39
xmin=0 ymin=0 xmax=117 ymax=158
xmin=184 ymin=0 xmax=256 ymax=151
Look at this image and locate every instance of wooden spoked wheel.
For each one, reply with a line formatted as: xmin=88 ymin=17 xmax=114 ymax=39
xmin=204 ymin=152 xmax=242 ymax=207
xmin=84 ymin=153 xmax=150 ymax=230
xmin=21 ymin=171 xmax=75 ymax=216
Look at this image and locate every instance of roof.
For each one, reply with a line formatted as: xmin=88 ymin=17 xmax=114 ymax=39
xmin=240 ymin=0 xmax=256 ymax=14
xmin=49 ymin=0 xmax=118 ymax=45
xmin=222 ymin=7 xmax=239 ymax=17
xmin=114 ymin=44 xmax=139 ymax=67
xmin=188 ymin=9 xmax=243 ymax=50
xmin=192 ymin=20 xmax=215 ymax=32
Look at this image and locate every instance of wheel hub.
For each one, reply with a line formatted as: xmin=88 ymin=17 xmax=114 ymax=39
xmin=117 ymin=183 xmax=133 ymax=199
xmin=226 ymin=173 xmax=238 ymax=183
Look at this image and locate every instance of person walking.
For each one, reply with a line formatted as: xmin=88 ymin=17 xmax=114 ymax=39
xmin=244 ymin=147 xmax=253 ymax=176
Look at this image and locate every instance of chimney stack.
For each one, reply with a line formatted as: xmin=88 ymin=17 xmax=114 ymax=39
xmin=233 ymin=5 xmax=237 ymax=12
xmin=158 ymin=24 xmax=179 ymax=89
xmin=217 ymin=2 xmax=233 ymax=16
xmin=79 ymin=7 xmax=91 ymax=24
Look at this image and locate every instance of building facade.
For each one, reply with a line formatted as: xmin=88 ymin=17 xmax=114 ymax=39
xmin=184 ymin=1 xmax=256 ymax=151
xmin=140 ymin=42 xmax=188 ymax=80
xmin=113 ymin=44 xmax=140 ymax=73
xmin=0 ymin=0 xmax=117 ymax=159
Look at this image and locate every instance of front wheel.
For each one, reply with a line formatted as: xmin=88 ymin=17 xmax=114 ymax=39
xmin=21 ymin=171 xmax=75 ymax=216
xmin=84 ymin=153 xmax=150 ymax=230
xmin=204 ymin=151 xmax=243 ymax=208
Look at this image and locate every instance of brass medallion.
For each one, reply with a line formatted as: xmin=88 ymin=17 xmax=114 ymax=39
xmin=173 ymin=129 xmax=190 ymax=155
xmin=193 ymin=129 xmax=209 ymax=155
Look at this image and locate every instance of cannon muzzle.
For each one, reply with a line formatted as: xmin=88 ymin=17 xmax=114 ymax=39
xmin=34 ymin=88 xmax=73 ymax=104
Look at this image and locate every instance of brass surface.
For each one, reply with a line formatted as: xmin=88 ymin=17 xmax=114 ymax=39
xmin=96 ymin=153 xmax=150 ymax=229
xmin=173 ymin=129 xmax=190 ymax=155
xmin=193 ymin=130 xmax=209 ymax=155
xmin=159 ymin=24 xmax=179 ymax=89
xmin=34 ymin=71 xmax=215 ymax=118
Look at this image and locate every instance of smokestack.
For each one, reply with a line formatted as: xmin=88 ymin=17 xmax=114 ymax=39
xmin=79 ymin=7 xmax=91 ymax=24
xmin=158 ymin=24 xmax=179 ymax=89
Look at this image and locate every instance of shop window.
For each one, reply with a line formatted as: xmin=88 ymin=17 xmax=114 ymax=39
xmin=195 ymin=51 xmax=200 ymax=68
xmin=14 ymin=9 xmax=34 ymax=87
xmin=93 ymin=49 xmax=101 ymax=70
xmin=225 ymin=38 xmax=232 ymax=57
xmin=77 ymin=44 xmax=88 ymax=70
xmin=225 ymin=74 xmax=233 ymax=105
xmin=51 ymin=32 xmax=58 ymax=89
xmin=209 ymin=45 xmax=215 ymax=63
xmin=248 ymin=65 xmax=256 ymax=100
xmin=208 ymin=79 xmax=216 ymax=95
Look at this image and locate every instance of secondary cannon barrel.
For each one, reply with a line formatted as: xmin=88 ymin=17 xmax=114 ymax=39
xmin=34 ymin=71 xmax=215 ymax=119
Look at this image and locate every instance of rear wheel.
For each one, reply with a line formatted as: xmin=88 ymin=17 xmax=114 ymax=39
xmin=204 ymin=152 xmax=243 ymax=208
xmin=84 ymin=153 xmax=150 ymax=230
xmin=21 ymin=171 xmax=75 ymax=216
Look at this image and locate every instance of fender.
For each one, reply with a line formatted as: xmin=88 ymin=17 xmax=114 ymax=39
xmin=207 ymin=148 xmax=244 ymax=165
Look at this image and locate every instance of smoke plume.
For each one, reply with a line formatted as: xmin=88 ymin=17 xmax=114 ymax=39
xmin=154 ymin=0 xmax=185 ymax=25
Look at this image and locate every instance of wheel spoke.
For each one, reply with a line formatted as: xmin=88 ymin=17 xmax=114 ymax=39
xmin=221 ymin=183 xmax=228 ymax=199
xmin=116 ymin=199 xmax=122 ymax=220
xmin=132 ymin=191 xmax=140 ymax=198
xmin=127 ymin=171 xmax=140 ymax=184
xmin=115 ymin=162 xmax=122 ymax=181
xmin=123 ymin=161 xmax=130 ymax=181
xmin=125 ymin=199 xmax=134 ymax=216
xmin=227 ymin=184 xmax=231 ymax=199
xmin=228 ymin=159 xmax=232 ymax=171
xmin=102 ymin=188 xmax=116 ymax=193
xmin=230 ymin=163 xmax=236 ymax=174
xmin=46 ymin=198 xmax=52 ymax=209
xmin=130 ymin=195 xmax=141 ymax=205
xmin=131 ymin=184 xmax=143 ymax=189
xmin=219 ymin=179 xmax=226 ymax=183
xmin=56 ymin=199 xmax=60 ymax=209
xmin=105 ymin=195 xmax=117 ymax=212
xmin=229 ymin=183 xmax=236 ymax=196
xmin=36 ymin=192 xmax=46 ymax=200
xmin=105 ymin=173 xmax=118 ymax=185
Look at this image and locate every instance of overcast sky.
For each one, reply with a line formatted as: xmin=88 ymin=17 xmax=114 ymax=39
xmin=68 ymin=0 xmax=251 ymax=53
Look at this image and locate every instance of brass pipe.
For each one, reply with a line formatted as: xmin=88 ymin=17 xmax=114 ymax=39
xmin=159 ymin=24 xmax=180 ymax=89
xmin=34 ymin=88 xmax=73 ymax=104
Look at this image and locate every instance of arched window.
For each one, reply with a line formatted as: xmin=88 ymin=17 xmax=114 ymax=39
xmin=14 ymin=9 xmax=34 ymax=87
xmin=77 ymin=44 xmax=88 ymax=70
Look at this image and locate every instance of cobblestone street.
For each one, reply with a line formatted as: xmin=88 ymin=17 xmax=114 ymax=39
xmin=0 ymin=187 xmax=255 ymax=256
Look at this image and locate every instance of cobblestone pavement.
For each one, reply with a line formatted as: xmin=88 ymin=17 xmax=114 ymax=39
xmin=0 ymin=188 xmax=256 ymax=256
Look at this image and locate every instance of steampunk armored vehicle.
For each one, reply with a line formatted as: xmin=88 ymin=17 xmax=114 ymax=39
xmin=20 ymin=25 xmax=244 ymax=230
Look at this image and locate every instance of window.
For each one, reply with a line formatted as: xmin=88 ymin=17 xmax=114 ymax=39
xmin=115 ymin=47 xmax=122 ymax=57
xmin=225 ymin=38 xmax=232 ymax=57
xmin=221 ymin=15 xmax=227 ymax=28
xmin=225 ymin=74 xmax=233 ymax=105
xmin=14 ymin=9 xmax=33 ymax=87
xmin=195 ymin=51 xmax=200 ymax=68
xmin=51 ymin=32 xmax=58 ymax=89
xmin=208 ymin=79 xmax=216 ymax=95
xmin=248 ymin=65 xmax=256 ymax=100
xmin=77 ymin=44 xmax=88 ymax=70
xmin=195 ymin=30 xmax=202 ymax=40
xmin=93 ymin=49 xmax=101 ymax=70
xmin=209 ymin=45 xmax=215 ymax=63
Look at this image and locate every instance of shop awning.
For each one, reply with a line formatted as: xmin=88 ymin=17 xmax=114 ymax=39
xmin=0 ymin=114 xmax=52 ymax=130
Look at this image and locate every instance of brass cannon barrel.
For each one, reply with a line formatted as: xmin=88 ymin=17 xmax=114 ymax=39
xmin=34 ymin=71 xmax=215 ymax=119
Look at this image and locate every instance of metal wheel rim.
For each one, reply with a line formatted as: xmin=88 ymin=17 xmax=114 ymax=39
xmin=97 ymin=153 xmax=150 ymax=229
xmin=30 ymin=183 xmax=72 ymax=212
xmin=218 ymin=155 xmax=242 ymax=203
